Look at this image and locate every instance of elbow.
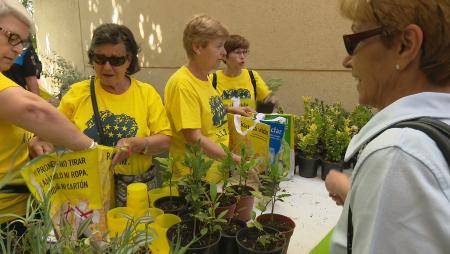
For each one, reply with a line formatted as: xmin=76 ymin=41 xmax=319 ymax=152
xmin=161 ymin=135 xmax=171 ymax=151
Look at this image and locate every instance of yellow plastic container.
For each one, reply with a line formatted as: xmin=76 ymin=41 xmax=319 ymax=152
xmin=149 ymin=214 xmax=181 ymax=254
xmin=107 ymin=207 xmax=135 ymax=237
xmin=127 ymin=183 xmax=149 ymax=210
xmin=148 ymin=185 xmax=179 ymax=207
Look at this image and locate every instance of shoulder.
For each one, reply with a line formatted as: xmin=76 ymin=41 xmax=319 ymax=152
xmin=62 ymin=79 xmax=90 ymax=98
xmin=0 ymin=74 xmax=20 ymax=91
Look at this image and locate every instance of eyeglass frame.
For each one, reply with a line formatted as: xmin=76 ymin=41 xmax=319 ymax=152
xmin=230 ymin=48 xmax=249 ymax=56
xmin=343 ymin=27 xmax=385 ymax=55
xmin=91 ymin=53 xmax=129 ymax=67
xmin=0 ymin=26 xmax=30 ymax=50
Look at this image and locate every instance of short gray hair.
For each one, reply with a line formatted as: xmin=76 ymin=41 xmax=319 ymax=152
xmin=0 ymin=0 xmax=34 ymax=33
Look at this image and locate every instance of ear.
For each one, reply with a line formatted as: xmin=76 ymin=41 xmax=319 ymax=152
xmin=192 ymin=42 xmax=202 ymax=55
xmin=397 ymin=24 xmax=423 ymax=70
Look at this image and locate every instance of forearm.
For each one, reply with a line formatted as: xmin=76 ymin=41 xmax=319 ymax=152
xmin=1 ymin=88 xmax=92 ymax=150
xmin=141 ymin=134 xmax=171 ymax=155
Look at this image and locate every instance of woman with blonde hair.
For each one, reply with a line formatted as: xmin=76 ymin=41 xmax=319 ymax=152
xmin=164 ymin=15 xmax=252 ymax=183
xmin=326 ymin=0 xmax=450 ymax=253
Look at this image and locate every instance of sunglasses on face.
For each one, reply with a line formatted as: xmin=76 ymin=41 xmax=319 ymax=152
xmin=0 ymin=26 xmax=30 ymax=49
xmin=92 ymin=54 xmax=128 ymax=66
xmin=343 ymin=27 xmax=384 ymax=55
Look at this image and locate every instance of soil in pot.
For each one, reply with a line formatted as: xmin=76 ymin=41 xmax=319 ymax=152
xmin=153 ymin=196 xmax=188 ymax=216
xmin=236 ymin=226 xmax=285 ymax=254
xmin=218 ymin=218 xmax=247 ymax=254
xmin=215 ymin=195 xmax=237 ymax=219
xmin=167 ymin=220 xmax=221 ymax=254
xmin=320 ymin=160 xmax=344 ymax=180
xmin=256 ymin=214 xmax=296 ymax=254
xmin=229 ymin=185 xmax=255 ymax=222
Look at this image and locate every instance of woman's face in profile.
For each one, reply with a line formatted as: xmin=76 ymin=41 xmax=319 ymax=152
xmin=344 ymin=23 xmax=398 ymax=109
xmin=226 ymin=48 xmax=248 ymax=70
xmin=197 ymin=38 xmax=226 ymax=71
xmin=92 ymin=42 xmax=131 ymax=87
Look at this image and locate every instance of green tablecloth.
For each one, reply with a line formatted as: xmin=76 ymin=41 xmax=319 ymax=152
xmin=309 ymin=228 xmax=333 ymax=254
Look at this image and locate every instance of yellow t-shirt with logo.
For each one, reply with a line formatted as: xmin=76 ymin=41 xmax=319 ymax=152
xmin=59 ymin=77 xmax=171 ymax=175
xmin=165 ymin=66 xmax=229 ymax=183
xmin=0 ymin=74 xmax=33 ymax=223
xmin=213 ymin=69 xmax=271 ymax=109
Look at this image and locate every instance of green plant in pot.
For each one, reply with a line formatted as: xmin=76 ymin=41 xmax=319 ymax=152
xmin=321 ymin=103 xmax=351 ymax=180
xmin=253 ymin=162 xmax=295 ymax=254
xmin=153 ymin=156 xmax=188 ymax=216
xmin=236 ymin=211 xmax=285 ymax=254
xmin=167 ymin=143 xmax=222 ymax=253
xmin=230 ymin=143 xmax=261 ymax=222
xmin=295 ymin=97 xmax=325 ymax=178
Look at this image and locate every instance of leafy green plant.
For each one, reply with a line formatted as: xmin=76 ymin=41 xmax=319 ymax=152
xmin=236 ymin=143 xmax=260 ymax=189
xmin=246 ymin=211 xmax=284 ymax=251
xmin=156 ymin=156 xmax=181 ymax=197
xmin=42 ymin=52 xmax=88 ymax=99
xmin=254 ymin=162 xmax=290 ymax=215
xmin=322 ymin=103 xmax=351 ymax=162
xmin=296 ymin=96 xmax=325 ymax=159
xmin=266 ymin=77 xmax=283 ymax=94
xmin=349 ymin=105 xmax=374 ymax=133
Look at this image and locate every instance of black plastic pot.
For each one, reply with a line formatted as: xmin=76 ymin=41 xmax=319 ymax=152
xmin=297 ymin=154 xmax=319 ymax=178
xmin=320 ymin=160 xmax=344 ymax=180
xmin=236 ymin=226 xmax=285 ymax=254
xmin=218 ymin=219 xmax=247 ymax=254
xmin=153 ymin=196 xmax=188 ymax=216
xmin=167 ymin=220 xmax=221 ymax=254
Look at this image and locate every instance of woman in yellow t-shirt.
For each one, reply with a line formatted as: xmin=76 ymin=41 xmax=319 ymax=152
xmin=212 ymin=35 xmax=279 ymax=112
xmin=0 ymin=0 xmax=93 ymax=233
xmin=164 ymin=15 xmax=252 ymax=183
xmin=30 ymin=24 xmax=171 ymax=206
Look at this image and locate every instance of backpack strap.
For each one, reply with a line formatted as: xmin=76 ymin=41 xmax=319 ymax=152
xmin=347 ymin=117 xmax=450 ymax=254
xmin=212 ymin=72 xmax=218 ymax=89
xmin=248 ymin=69 xmax=257 ymax=99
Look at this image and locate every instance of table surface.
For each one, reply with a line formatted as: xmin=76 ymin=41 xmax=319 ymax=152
xmin=271 ymin=175 xmax=343 ymax=254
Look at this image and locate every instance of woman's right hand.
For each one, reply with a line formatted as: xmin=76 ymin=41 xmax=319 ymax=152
xmin=325 ymin=170 xmax=350 ymax=206
xmin=28 ymin=137 xmax=55 ymax=158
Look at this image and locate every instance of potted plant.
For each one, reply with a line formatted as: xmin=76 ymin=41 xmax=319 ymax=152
xmin=254 ymin=162 xmax=295 ymax=254
xmin=321 ymin=103 xmax=350 ymax=180
xmin=153 ymin=156 xmax=188 ymax=216
xmin=167 ymin=143 xmax=222 ymax=254
xmin=296 ymin=96 xmax=324 ymax=178
xmin=236 ymin=212 xmax=285 ymax=254
xmin=229 ymin=144 xmax=261 ymax=222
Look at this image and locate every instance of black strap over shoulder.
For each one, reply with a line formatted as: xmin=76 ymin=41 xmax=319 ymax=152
xmin=89 ymin=76 xmax=106 ymax=145
xmin=248 ymin=69 xmax=257 ymax=98
xmin=347 ymin=117 xmax=450 ymax=254
xmin=212 ymin=72 xmax=217 ymax=89
xmin=0 ymin=185 xmax=30 ymax=193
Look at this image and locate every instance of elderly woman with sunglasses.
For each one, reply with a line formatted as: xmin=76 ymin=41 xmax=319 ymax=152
xmin=30 ymin=23 xmax=171 ymax=206
xmin=0 ymin=0 xmax=94 ymax=235
xmin=325 ymin=1 xmax=450 ymax=253
xmin=211 ymin=34 xmax=278 ymax=113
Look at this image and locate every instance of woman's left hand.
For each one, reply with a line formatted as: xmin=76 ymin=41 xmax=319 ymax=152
xmin=112 ymin=137 xmax=147 ymax=166
xmin=227 ymin=106 xmax=255 ymax=117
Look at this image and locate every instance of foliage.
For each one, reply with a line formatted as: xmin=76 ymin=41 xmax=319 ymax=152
xmin=42 ymin=52 xmax=88 ymax=99
xmin=266 ymin=77 xmax=283 ymax=94
xmin=247 ymin=211 xmax=284 ymax=250
xmin=349 ymin=105 xmax=374 ymax=132
xmin=19 ymin=0 xmax=33 ymax=14
xmin=156 ymin=156 xmax=182 ymax=197
xmin=254 ymin=163 xmax=290 ymax=215
xmin=236 ymin=144 xmax=261 ymax=188
xmin=322 ymin=103 xmax=351 ymax=162
xmin=296 ymin=96 xmax=325 ymax=159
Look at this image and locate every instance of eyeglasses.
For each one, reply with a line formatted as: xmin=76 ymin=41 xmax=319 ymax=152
xmin=343 ymin=27 xmax=384 ymax=55
xmin=92 ymin=54 xmax=128 ymax=66
xmin=0 ymin=27 xmax=30 ymax=49
xmin=231 ymin=49 xmax=249 ymax=56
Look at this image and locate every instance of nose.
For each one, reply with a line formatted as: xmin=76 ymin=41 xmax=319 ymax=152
xmin=103 ymin=61 xmax=113 ymax=69
xmin=220 ymin=47 xmax=226 ymax=58
xmin=342 ymin=55 xmax=352 ymax=68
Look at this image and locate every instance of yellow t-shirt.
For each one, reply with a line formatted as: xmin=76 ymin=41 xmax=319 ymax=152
xmin=0 ymin=74 xmax=33 ymax=222
xmin=213 ymin=69 xmax=271 ymax=109
xmin=59 ymin=77 xmax=171 ymax=175
xmin=165 ymin=66 xmax=229 ymax=183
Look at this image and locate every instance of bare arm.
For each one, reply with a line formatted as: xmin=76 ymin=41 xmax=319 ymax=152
xmin=182 ymin=128 xmax=240 ymax=162
xmin=0 ymin=87 xmax=92 ymax=150
xmin=24 ymin=76 xmax=40 ymax=96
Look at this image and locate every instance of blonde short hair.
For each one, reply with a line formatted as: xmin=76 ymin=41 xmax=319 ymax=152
xmin=340 ymin=0 xmax=450 ymax=85
xmin=0 ymin=0 xmax=34 ymax=33
xmin=183 ymin=14 xmax=229 ymax=59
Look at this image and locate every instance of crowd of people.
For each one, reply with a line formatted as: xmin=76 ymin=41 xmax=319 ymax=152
xmin=1 ymin=0 xmax=450 ymax=253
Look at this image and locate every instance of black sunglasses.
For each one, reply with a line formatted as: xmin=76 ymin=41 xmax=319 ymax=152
xmin=92 ymin=54 xmax=128 ymax=66
xmin=343 ymin=27 xmax=384 ymax=55
xmin=0 ymin=26 xmax=30 ymax=49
